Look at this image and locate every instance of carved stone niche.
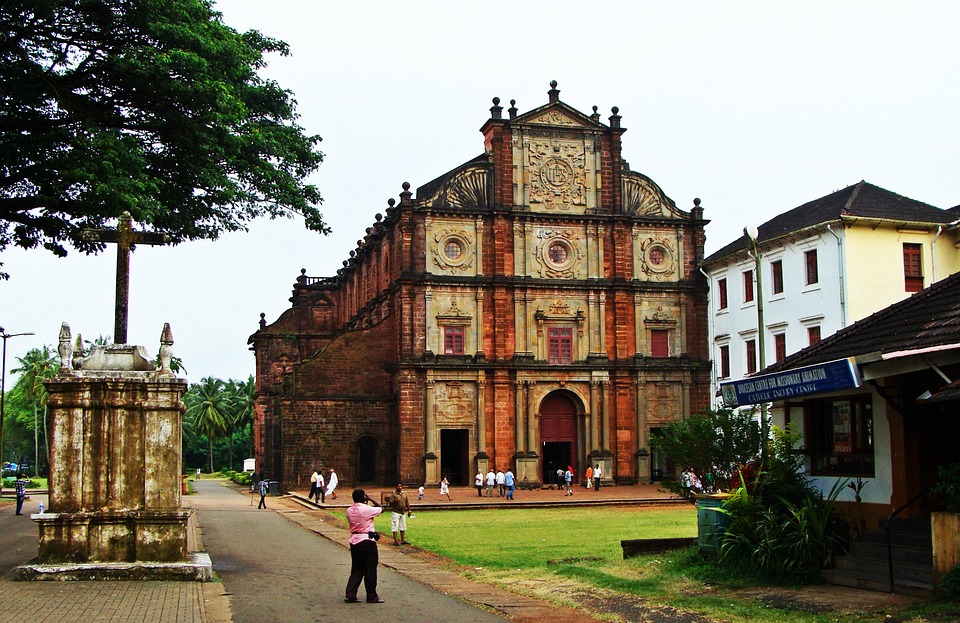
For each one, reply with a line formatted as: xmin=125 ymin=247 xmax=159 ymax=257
xmin=534 ymin=299 xmax=586 ymax=338
xmin=525 ymin=139 xmax=586 ymax=212
xmin=436 ymin=299 xmax=473 ymax=355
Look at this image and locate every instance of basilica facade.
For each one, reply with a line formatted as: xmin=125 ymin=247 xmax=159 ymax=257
xmin=250 ymin=83 xmax=712 ymax=489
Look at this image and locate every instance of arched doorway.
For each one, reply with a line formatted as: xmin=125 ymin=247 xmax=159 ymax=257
xmin=539 ymin=392 xmax=579 ymax=485
xmin=356 ymin=435 xmax=379 ymax=483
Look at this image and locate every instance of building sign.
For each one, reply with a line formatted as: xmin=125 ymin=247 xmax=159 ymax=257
xmin=720 ymin=357 xmax=861 ymax=407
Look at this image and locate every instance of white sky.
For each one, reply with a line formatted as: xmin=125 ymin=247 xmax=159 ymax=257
xmin=1 ymin=1 xmax=958 ymax=384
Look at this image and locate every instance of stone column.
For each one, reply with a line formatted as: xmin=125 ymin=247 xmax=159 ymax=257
xmin=635 ymin=376 xmax=650 ymax=484
xmin=601 ymin=380 xmax=610 ymax=452
xmin=514 ymin=380 xmax=525 ymax=456
xmin=475 ymin=291 xmax=485 ymax=356
xmin=526 ymin=381 xmax=537 ymax=455
xmin=589 ymin=380 xmax=600 ymax=454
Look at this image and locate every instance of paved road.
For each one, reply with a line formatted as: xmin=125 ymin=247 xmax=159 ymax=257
xmin=192 ymin=480 xmax=507 ymax=623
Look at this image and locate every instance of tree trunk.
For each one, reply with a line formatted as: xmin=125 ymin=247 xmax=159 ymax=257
xmin=208 ymin=437 xmax=214 ymax=474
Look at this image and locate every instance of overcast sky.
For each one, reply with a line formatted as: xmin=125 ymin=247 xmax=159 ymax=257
xmin=1 ymin=1 xmax=958 ymax=385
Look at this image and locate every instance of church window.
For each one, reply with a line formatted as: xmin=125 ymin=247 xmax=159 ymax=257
xmin=649 ymin=247 xmax=665 ymax=266
xmin=650 ymin=329 xmax=669 ymax=357
xmin=903 ymin=243 xmax=923 ymax=292
xmin=547 ymin=328 xmax=573 ymax=364
xmin=444 ymin=240 xmax=463 ymax=260
xmin=548 ymin=241 xmax=569 ymax=265
xmin=443 ymin=326 xmax=465 ymax=354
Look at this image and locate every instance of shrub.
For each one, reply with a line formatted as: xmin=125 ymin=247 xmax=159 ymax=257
xmin=942 ymin=564 xmax=960 ymax=601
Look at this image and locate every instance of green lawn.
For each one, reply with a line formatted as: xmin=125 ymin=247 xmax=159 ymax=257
xmin=328 ymin=505 xmax=960 ymax=623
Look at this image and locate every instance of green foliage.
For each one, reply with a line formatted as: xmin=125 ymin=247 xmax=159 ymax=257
xmin=8 ymin=346 xmax=59 ymax=474
xmin=942 ymin=564 xmax=960 ymax=601
xmin=931 ymin=463 xmax=960 ymax=513
xmin=182 ymin=375 xmax=253 ymax=473
xmin=650 ymin=407 xmax=761 ymax=490
xmin=0 ymin=0 xmax=327 ymax=279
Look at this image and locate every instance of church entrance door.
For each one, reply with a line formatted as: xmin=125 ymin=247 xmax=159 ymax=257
xmin=440 ymin=429 xmax=469 ymax=486
xmin=539 ymin=392 xmax=579 ymax=483
xmin=356 ymin=435 xmax=379 ymax=483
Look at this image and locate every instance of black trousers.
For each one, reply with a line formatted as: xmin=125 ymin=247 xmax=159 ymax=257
xmin=345 ymin=539 xmax=379 ymax=602
xmin=15 ymin=494 xmax=24 ymax=515
xmin=258 ymin=493 xmax=266 ymax=508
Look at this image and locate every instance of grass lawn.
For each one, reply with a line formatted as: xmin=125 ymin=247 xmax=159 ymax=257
xmin=329 ymin=505 xmax=960 ymax=623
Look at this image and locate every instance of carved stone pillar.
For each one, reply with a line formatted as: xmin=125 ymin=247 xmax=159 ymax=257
xmin=635 ymin=376 xmax=650 ymax=483
xmin=589 ymin=380 xmax=600 ymax=454
xmin=424 ymin=377 xmax=439 ymax=485
xmin=476 ymin=377 xmax=487 ymax=456
xmin=475 ymin=216 xmax=484 ymax=276
xmin=475 ymin=290 xmax=485 ymax=356
xmin=514 ymin=380 xmax=524 ymax=457
xmin=598 ymin=291 xmax=607 ymax=358
xmin=526 ymin=381 xmax=537 ymax=456
xmin=601 ymin=380 xmax=610 ymax=452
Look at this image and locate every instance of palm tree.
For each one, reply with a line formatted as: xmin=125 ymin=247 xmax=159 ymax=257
xmin=184 ymin=377 xmax=232 ymax=473
xmin=12 ymin=346 xmax=59 ymax=476
xmin=223 ymin=376 xmax=254 ymax=470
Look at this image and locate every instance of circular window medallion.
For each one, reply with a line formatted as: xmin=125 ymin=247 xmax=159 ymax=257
xmin=642 ymin=241 xmax=674 ymax=275
xmin=444 ymin=240 xmax=462 ymax=260
xmin=548 ymin=242 xmax=569 ymax=264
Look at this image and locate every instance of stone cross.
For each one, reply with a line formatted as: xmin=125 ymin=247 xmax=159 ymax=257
xmin=81 ymin=212 xmax=170 ymax=344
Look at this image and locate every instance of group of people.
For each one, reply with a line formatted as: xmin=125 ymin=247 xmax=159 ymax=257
xmin=553 ymin=464 xmax=603 ymax=495
xmin=308 ymin=467 xmax=339 ymax=504
xmin=478 ymin=468 xmax=516 ymax=499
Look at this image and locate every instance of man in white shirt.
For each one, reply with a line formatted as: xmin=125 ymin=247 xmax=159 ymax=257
xmin=484 ymin=469 xmax=496 ymax=497
xmin=594 ymin=464 xmax=602 ymax=491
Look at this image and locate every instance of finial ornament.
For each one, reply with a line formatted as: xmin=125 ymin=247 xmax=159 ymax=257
xmin=58 ymin=322 xmax=73 ymax=370
xmin=550 ymin=80 xmax=558 ymax=89
xmin=159 ymin=323 xmax=174 ymax=373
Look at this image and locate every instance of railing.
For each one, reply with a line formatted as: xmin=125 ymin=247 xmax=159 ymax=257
xmin=886 ymin=490 xmax=925 ymax=593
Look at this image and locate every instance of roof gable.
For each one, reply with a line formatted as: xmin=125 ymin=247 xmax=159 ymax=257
xmin=703 ymin=181 xmax=952 ymax=265
xmin=513 ymin=101 xmax=603 ymax=129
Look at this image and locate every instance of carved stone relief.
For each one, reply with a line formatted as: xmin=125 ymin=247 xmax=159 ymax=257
xmin=533 ymin=228 xmax=583 ymax=279
xmin=636 ymin=236 xmax=677 ymax=281
xmin=645 ymin=381 xmax=679 ymax=423
xmin=526 ymin=140 xmax=586 ymax=211
xmin=435 ymin=381 xmax=476 ymax=425
xmin=623 ymin=173 xmax=668 ymax=217
xmin=431 ymin=225 xmax=475 ymax=273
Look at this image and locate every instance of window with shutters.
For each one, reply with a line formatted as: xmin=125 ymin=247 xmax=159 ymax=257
xmin=650 ymin=329 xmax=669 ymax=357
xmin=443 ymin=326 xmax=465 ymax=354
xmin=805 ymin=250 xmax=819 ymax=285
xmin=547 ymin=328 xmax=573 ymax=364
xmin=903 ymin=243 xmax=923 ymax=293
xmin=743 ymin=269 xmax=754 ymax=303
xmin=771 ymin=260 xmax=783 ymax=295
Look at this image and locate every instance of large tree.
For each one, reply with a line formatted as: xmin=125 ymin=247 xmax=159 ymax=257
xmin=11 ymin=345 xmax=60 ymax=475
xmin=184 ymin=376 xmax=231 ymax=473
xmin=0 ymin=0 xmax=327 ymax=278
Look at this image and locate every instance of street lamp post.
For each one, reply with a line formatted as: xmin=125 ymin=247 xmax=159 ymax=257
xmin=743 ymin=227 xmax=768 ymax=463
xmin=0 ymin=327 xmax=36 ymax=481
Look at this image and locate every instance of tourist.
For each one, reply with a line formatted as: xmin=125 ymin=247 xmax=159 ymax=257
xmin=594 ymin=464 xmax=602 ymax=491
xmin=389 ymin=483 xmax=411 ymax=545
xmin=439 ymin=475 xmax=452 ymax=501
xmin=417 ymin=485 xmax=424 ymax=500
xmin=326 ymin=468 xmax=339 ymax=500
xmin=556 ymin=467 xmax=565 ymax=491
xmin=564 ymin=466 xmax=573 ymax=495
xmin=309 ymin=468 xmax=320 ymax=502
xmin=585 ymin=465 xmax=593 ymax=489
xmin=504 ymin=468 xmax=515 ymax=500
xmin=14 ymin=472 xmax=28 ymax=515
xmin=345 ymin=489 xmax=384 ymax=603
xmin=474 ymin=470 xmax=483 ymax=496
xmin=257 ymin=476 xmax=269 ymax=509
xmin=315 ymin=469 xmax=326 ymax=503
xmin=496 ymin=469 xmax=505 ymax=496
xmin=484 ymin=468 xmax=496 ymax=497
xmin=195 ymin=467 xmax=201 ymax=480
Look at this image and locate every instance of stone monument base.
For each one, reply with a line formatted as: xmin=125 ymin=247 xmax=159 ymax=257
xmin=33 ymin=509 xmax=193 ymax=564
xmin=16 ymin=552 xmax=212 ymax=582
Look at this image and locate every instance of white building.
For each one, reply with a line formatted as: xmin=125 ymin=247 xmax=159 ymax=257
xmin=702 ymin=181 xmax=960 ymax=402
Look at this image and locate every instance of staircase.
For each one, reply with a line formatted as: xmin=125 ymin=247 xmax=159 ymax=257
xmin=822 ymin=518 xmax=934 ymax=596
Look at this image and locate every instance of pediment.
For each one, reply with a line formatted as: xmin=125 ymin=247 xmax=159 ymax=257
xmin=515 ymin=102 xmax=601 ymax=129
xmin=622 ymin=172 xmax=686 ymax=219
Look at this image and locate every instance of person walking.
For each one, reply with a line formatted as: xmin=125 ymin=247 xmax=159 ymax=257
xmin=14 ymin=472 xmax=28 ymax=515
xmin=309 ymin=468 xmax=320 ymax=502
xmin=585 ymin=465 xmax=593 ymax=489
xmin=326 ymin=468 xmax=339 ymax=500
xmin=594 ymin=464 xmax=602 ymax=490
xmin=496 ymin=469 xmax=505 ymax=497
xmin=504 ymin=469 xmax=515 ymax=500
xmin=564 ymin=466 xmax=573 ymax=496
xmin=257 ymin=476 xmax=269 ymax=509
xmin=315 ymin=469 xmax=326 ymax=503
xmin=474 ymin=470 xmax=483 ymax=497
xmin=345 ymin=489 xmax=384 ymax=603
xmin=389 ymin=483 xmax=411 ymax=545
xmin=484 ymin=469 xmax=496 ymax=497
xmin=439 ymin=476 xmax=452 ymax=501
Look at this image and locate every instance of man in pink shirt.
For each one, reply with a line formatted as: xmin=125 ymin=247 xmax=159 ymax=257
xmin=345 ymin=489 xmax=385 ymax=603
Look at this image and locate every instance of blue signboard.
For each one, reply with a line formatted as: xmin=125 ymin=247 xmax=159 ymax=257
xmin=720 ymin=357 xmax=861 ymax=407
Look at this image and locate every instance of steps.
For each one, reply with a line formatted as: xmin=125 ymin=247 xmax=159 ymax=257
xmin=822 ymin=518 xmax=934 ymax=596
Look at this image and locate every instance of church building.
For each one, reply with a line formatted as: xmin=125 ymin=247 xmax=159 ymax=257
xmin=249 ymin=82 xmax=712 ymax=489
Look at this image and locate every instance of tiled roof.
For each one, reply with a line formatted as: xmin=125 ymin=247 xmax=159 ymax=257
xmin=762 ymin=270 xmax=960 ymax=374
xmin=703 ymin=181 xmax=953 ymax=265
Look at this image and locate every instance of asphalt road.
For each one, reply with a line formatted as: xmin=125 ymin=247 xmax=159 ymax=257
xmin=192 ymin=480 xmax=507 ymax=623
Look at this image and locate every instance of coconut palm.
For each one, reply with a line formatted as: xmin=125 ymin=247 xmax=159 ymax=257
xmin=184 ymin=377 xmax=233 ymax=473
xmin=223 ymin=376 xmax=254 ymax=470
xmin=11 ymin=346 xmax=59 ymax=476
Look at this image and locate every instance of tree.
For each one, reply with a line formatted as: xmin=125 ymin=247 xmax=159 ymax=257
xmin=0 ymin=0 xmax=327 ymax=279
xmin=225 ymin=375 xmax=254 ymax=467
xmin=650 ymin=407 xmax=761 ymax=492
xmin=11 ymin=345 xmax=59 ymax=475
xmin=183 ymin=376 xmax=231 ymax=473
